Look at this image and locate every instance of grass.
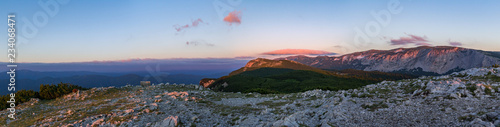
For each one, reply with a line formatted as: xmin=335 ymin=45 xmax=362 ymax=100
xmin=0 ymin=87 xmax=133 ymax=127
xmin=484 ymin=88 xmax=493 ymax=95
xmin=458 ymin=114 xmax=476 ymax=121
xmin=361 ymin=102 xmax=389 ymax=111
xmin=211 ymin=68 xmax=377 ymax=94
xmin=469 ymin=75 xmax=500 ymax=82
xmin=304 ymin=96 xmax=320 ymax=101
xmin=359 ymin=93 xmax=375 ymax=98
xmin=403 ymin=83 xmax=422 ymax=94
xmin=256 ymin=101 xmax=289 ymax=108
xmin=352 ymin=93 xmax=375 ymax=98
xmin=295 ymin=103 xmax=302 ymax=107
xmin=466 ymin=84 xmax=477 ymax=94
xmin=271 ymin=109 xmax=285 ymax=114
xmin=455 ymin=73 xmax=469 ymax=77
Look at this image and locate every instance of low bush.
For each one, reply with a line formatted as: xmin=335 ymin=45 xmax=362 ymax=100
xmin=0 ymin=83 xmax=87 ymax=110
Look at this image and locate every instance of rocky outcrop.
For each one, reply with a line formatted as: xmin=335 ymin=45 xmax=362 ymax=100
xmin=199 ymin=78 xmax=216 ymax=88
xmin=280 ymin=46 xmax=500 ymax=75
xmin=153 ymin=116 xmax=179 ymax=127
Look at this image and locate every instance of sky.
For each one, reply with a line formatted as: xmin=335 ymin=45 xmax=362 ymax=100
xmin=1 ymin=0 xmax=500 ymax=63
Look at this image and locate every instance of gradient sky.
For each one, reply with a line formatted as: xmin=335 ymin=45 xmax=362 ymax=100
xmin=1 ymin=0 xmax=499 ymax=63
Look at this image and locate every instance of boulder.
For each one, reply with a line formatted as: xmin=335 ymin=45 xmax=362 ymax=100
xmin=154 ymin=116 xmax=180 ymax=127
xmin=91 ymin=118 xmax=104 ymax=127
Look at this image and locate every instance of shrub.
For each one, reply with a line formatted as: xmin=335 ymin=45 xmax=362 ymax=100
xmin=213 ymin=68 xmax=376 ymax=94
xmin=455 ymin=73 xmax=468 ymax=77
xmin=361 ymin=102 xmax=389 ymax=111
xmin=243 ymin=88 xmax=278 ymax=94
xmin=39 ymin=83 xmax=87 ymax=100
xmin=466 ymin=84 xmax=477 ymax=93
xmin=492 ymin=64 xmax=500 ymax=68
xmin=1 ymin=83 xmax=87 ymax=111
xmin=0 ymin=90 xmax=39 ymax=110
xmin=485 ymin=88 xmax=492 ymax=95
xmin=458 ymin=115 xmax=476 ymax=121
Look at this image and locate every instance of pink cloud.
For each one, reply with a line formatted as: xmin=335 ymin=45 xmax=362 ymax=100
xmin=389 ymin=34 xmax=431 ymax=46
xmin=223 ymin=10 xmax=241 ymax=25
xmin=449 ymin=42 xmax=462 ymax=46
xmin=262 ymin=49 xmax=336 ymax=55
xmin=186 ymin=41 xmax=214 ymax=47
xmin=174 ymin=18 xmax=205 ymax=32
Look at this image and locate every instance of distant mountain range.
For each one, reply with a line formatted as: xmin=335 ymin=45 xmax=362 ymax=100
xmin=0 ymin=58 xmax=247 ymax=95
xmin=6 ymin=46 xmax=499 ymax=95
xmin=0 ymin=58 xmax=248 ymax=73
xmin=278 ymin=46 xmax=500 ymax=75
xmin=0 ymin=70 xmax=229 ymax=95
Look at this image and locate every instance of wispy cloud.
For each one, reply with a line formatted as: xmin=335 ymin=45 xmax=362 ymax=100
xmin=449 ymin=41 xmax=463 ymax=46
xmin=234 ymin=56 xmax=256 ymax=59
xmin=174 ymin=18 xmax=206 ymax=32
xmin=223 ymin=10 xmax=241 ymax=25
xmin=261 ymin=49 xmax=336 ymax=55
xmin=389 ymin=34 xmax=431 ymax=46
xmin=186 ymin=41 xmax=215 ymax=47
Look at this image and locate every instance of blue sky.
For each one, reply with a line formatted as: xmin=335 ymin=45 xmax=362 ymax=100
xmin=1 ymin=0 xmax=499 ymax=63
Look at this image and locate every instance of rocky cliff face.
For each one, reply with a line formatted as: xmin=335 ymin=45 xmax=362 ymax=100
xmin=280 ymin=46 xmax=500 ymax=75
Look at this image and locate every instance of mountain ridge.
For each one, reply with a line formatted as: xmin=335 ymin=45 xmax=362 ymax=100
xmin=228 ymin=58 xmax=332 ymax=76
xmin=277 ymin=46 xmax=500 ymax=75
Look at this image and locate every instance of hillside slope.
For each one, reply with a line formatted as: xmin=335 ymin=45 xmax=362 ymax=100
xmin=228 ymin=58 xmax=332 ymax=76
xmin=203 ymin=58 xmax=415 ymax=93
xmin=211 ymin=68 xmax=374 ymax=93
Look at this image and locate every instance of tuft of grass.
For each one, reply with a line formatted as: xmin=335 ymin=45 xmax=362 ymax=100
xmin=458 ymin=114 xmax=476 ymax=121
xmin=485 ymin=88 xmax=492 ymax=95
xmin=455 ymin=73 xmax=468 ymax=77
xmin=359 ymin=93 xmax=374 ymax=98
xmin=492 ymin=64 xmax=500 ymax=68
xmin=403 ymin=84 xmax=422 ymax=94
xmin=295 ymin=103 xmax=302 ymax=107
xmin=466 ymin=84 xmax=477 ymax=93
xmin=256 ymin=101 xmax=289 ymax=108
xmin=361 ymin=102 xmax=389 ymax=111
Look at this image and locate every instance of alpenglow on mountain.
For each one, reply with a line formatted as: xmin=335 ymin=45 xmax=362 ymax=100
xmin=278 ymin=46 xmax=500 ymax=75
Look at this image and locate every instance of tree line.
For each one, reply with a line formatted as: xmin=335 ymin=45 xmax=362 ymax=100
xmin=0 ymin=83 xmax=87 ymax=110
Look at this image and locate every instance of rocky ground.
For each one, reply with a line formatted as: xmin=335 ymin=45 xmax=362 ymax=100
xmin=1 ymin=67 xmax=500 ymax=127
